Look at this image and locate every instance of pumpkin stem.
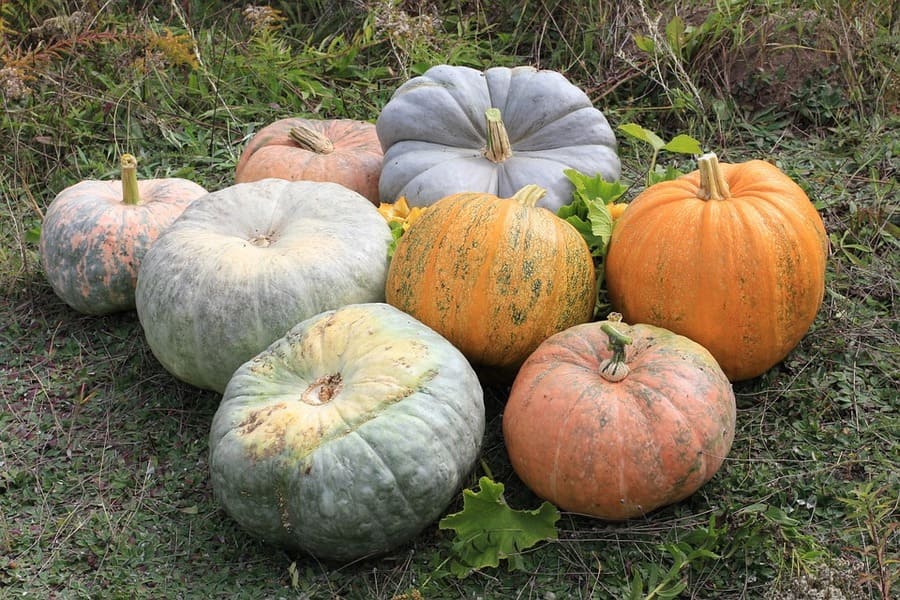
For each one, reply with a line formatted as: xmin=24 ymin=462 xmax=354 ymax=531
xmin=120 ymin=153 xmax=140 ymax=205
xmin=510 ymin=184 xmax=547 ymax=207
xmin=697 ymin=152 xmax=731 ymax=201
xmin=289 ymin=125 xmax=335 ymax=154
xmin=483 ymin=108 xmax=512 ymax=163
xmin=599 ymin=315 xmax=633 ymax=382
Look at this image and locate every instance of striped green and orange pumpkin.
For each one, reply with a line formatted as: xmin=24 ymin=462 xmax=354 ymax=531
xmin=234 ymin=117 xmax=383 ymax=204
xmin=385 ymin=184 xmax=596 ymax=371
xmin=39 ymin=154 xmax=208 ymax=315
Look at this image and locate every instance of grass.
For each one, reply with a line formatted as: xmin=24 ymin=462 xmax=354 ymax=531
xmin=1 ymin=0 xmax=898 ymax=598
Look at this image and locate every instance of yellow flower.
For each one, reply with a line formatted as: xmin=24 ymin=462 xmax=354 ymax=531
xmin=378 ymin=197 xmax=426 ymax=231
xmin=609 ymin=202 xmax=628 ymax=220
xmin=403 ymin=206 xmax=425 ymax=230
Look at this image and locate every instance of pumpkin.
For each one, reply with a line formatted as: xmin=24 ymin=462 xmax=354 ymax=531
xmin=234 ymin=117 xmax=383 ymax=204
xmin=503 ymin=314 xmax=736 ymax=520
xmin=135 ymin=179 xmax=392 ymax=393
xmin=385 ymin=184 xmax=596 ymax=371
xmin=39 ymin=154 xmax=208 ymax=315
xmin=605 ymin=152 xmax=829 ymax=381
xmin=376 ymin=64 xmax=620 ymax=212
xmin=209 ymin=302 xmax=485 ymax=562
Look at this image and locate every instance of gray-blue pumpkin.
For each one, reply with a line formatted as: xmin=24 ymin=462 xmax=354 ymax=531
xmin=376 ymin=64 xmax=621 ymax=212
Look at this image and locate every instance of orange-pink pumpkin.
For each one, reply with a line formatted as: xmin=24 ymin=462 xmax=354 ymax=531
xmin=234 ymin=117 xmax=383 ymax=204
xmin=503 ymin=315 xmax=736 ymax=520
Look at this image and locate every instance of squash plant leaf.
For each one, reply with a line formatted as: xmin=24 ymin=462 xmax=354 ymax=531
xmin=648 ymin=163 xmax=689 ymax=186
xmin=618 ymin=122 xmax=666 ymax=151
xmin=438 ymin=476 xmax=560 ymax=578
xmin=663 ymin=133 xmax=703 ymax=155
xmin=558 ymin=168 xmax=625 ymax=258
xmin=386 ymin=220 xmax=405 ymax=258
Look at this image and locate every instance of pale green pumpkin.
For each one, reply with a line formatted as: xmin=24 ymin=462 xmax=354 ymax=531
xmin=135 ymin=179 xmax=392 ymax=393
xmin=209 ymin=303 xmax=485 ymax=562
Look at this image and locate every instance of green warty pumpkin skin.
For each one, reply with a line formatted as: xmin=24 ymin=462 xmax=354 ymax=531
xmin=208 ymin=303 xmax=486 ymax=562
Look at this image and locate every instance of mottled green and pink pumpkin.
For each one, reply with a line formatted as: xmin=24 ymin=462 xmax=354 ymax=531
xmin=209 ymin=302 xmax=485 ymax=562
xmin=39 ymin=154 xmax=208 ymax=314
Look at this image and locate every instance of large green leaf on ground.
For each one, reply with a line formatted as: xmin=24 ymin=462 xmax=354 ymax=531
xmin=438 ymin=477 xmax=560 ymax=578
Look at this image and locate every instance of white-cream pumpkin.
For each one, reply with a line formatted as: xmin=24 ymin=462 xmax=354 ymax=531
xmin=135 ymin=179 xmax=392 ymax=392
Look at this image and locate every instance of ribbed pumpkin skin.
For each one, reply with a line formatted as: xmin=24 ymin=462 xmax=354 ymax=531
xmin=235 ymin=117 xmax=383 ymax=204
xmin=209 ymin=303 xmax=485 ymax=562
xmin=385 ymin=191 xmax=596 ymax=370
xmin=40 ymin=178 xmax=207 ymax=315
xmin=135 ymin=179 xmax=392 ymax=393
xmin=376 ymin=64 xmax=620 ymax=212
xmin=503 ymin=320 xmax=736 ymax=520
xmin=606 ymin=159 xmax=829 ymax=381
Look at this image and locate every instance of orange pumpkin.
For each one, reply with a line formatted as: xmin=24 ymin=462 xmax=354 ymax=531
xmin=39 ymin=154 xmax=208 ymax=315
xmin=605 ymin=152 xmax=829 ymax=381
xmin=385 ymin=185 xmax=596 ymax=371
xmin=234 ymin=117 xmax=383 ymax=204
xmin=503 ymin=315 xmax=736 ymax=520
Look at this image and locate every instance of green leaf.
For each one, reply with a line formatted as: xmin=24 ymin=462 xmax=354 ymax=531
xmin=657 ymin=578 xmax=689 ymax=598
xmin=559 ymin=168 xmax=624 ymax=258
xmin=633 ymin=34 xmax=655 ymax=53
xmin=438 ymin=477 xmax=559 ymax=578
xmin=662 ymin=134 xmax=702 ymax=155
xmin=665 ymin=16 xmax=686 ymax=53
xmin=618 ymin=123 xmax=666 ymax=151
xmin=586 ymin=199 xmax=614 ymax=244
xmin=648 ymin=163 xmax=686 ymax=185
xmin=564 ymin=168 xmax=627 ymax=206
xmin=386 ymin=221 xmax=405 ymax=259
xmin=25 ymin=225 xmax=41 ymax=244
xmin=763 ymin=505 xmax=800 ymax=527
xmin=629 ymin=570 xmax=644 ymax=600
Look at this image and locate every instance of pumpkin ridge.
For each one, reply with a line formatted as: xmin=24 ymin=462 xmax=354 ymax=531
xmin=556 ymin=381 xmax=603 ymax=508
xmin=629 ymin=371 xmax=710 ymax=502
xmin=347 ymin=428 xmax=418 ymax=518
xmin=506 ymin=109 xmax=593 ymax=147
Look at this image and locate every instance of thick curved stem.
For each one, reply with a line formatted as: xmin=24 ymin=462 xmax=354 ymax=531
xmin=120 ymin=153 xmax=140 ymax=205
xmin=483 ymin=108 xmax=512 ymax=163
xmin=289 ymin=125 xmax=335 ymax=154
xmin=697 ymin=152 xmax=731 ymax=201
xmin=599 ymin=319 xmax=633 ymax=382
xmin=510 ymin=184 xmax=547 ymax=207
